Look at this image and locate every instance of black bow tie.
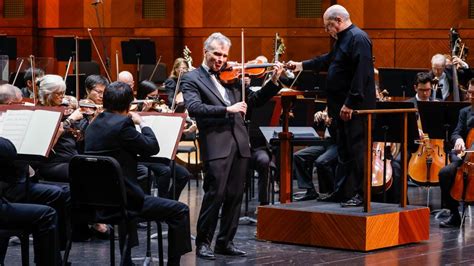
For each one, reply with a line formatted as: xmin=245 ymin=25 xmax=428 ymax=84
xmin=209 ymin=69 xmax=219 ymax=77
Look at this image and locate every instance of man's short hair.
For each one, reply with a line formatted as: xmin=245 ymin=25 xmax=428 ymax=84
xmin=24 ymin=67 xmax=45 ymax=82
xmin=414 ymin=72 xmax=432 ymax=86
xmin=103 ymin=81 xmax=134 ymax=112
xmin=85 ymin=75 xmax=109 ymax=93
xmin=0 ymin=84 xmax=18 ymax=104
xmin=324 ymin=4 xmax=350 ymax=21
xmin=431 ymin=54 xmax=446 ymax=66
xmin=204 ymin=32 xmax=231 ymax=52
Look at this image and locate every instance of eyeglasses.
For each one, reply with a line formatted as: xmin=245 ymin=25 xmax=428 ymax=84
xmin=53 ymin=91 xmax=65 ymax=97
xmin=92 ymin=88 xmax=104 ymax=96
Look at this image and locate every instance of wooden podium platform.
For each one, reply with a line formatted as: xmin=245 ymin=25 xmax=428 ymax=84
xmin=257 ymin=201 xmax=430 ymax=251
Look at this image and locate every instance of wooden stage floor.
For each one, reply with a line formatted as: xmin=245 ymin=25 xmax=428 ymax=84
xmin=4 ymin=180 xmax=474 ymax=265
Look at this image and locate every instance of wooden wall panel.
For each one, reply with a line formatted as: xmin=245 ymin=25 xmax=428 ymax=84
xmin=59 ymin=0 xmax=83 ymax=28
xmin=182 ymin=0 xmax=203 ymax=28
xmin=395 ymin=0 xmax=429 ymax=29
xmin=37 ymin=0 xmax=59 ymax=28
xmin=230 ymin=0 xmax=262 ymax=27
xmin=338 ymin=0 xmax=364 ymax=27
xmin=203 ymin=0 xmax=231 ymax=28
xmin=372 ymin=39 xmax=395 ymax=68
xmin=429 ymin=0 xmax=463 ymax=29
xmin=111 ymin=0 xmax=134 ymax=27
xmin=365 ymin=0 xmax=395 ymax=29
xmin=260 ymin=0 xmax=289 ymax=28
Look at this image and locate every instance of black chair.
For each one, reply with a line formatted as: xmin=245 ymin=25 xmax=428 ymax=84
xmin=177 ymin=131 xmax=200 ymax=190
xmin=139 ymin=63 xmax=167 ymax=84
xmin=0 ymin=229 xmax=29 ymax=266
xmin=64 ymin=154 xmax=132 ymax=266
xmin=78 ymin=61 xmax=100 ymax=77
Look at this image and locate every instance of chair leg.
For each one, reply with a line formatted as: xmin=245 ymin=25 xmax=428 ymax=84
xmin=187 ymin=152 xmax=191 ymax=191
xmin=119 ymin=232 xmax=129 ymax=266
xmin=62 ymin=234 xmax=72 ymax=266
xmin=156 ymin=223 xmax=164 ymax=266
xmin=110 ymin=226 xmax=115 ymax=266
xmin=0 ymin=237 xmax=9 ymax=265
xmin=20 ymin=234 xmax=29 ymax=266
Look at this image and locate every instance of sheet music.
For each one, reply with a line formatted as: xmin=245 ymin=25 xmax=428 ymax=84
xmin=21 ymin=110 xmax=61 ymax=156
xmin=137 ymin=115 xmax=184 ymax=159
xmin=0 ymin=110 xmax=34 ymax=151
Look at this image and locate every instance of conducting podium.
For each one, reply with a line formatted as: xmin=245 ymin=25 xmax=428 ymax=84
xmin=257 ymin=107 xmax=430 ymax=251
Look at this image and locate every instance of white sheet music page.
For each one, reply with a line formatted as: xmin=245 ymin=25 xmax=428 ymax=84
xmin=20 ymin=110 xmax=61 ymax=156
xmin=0 ymin=109 xmax=34 ymax=152
xmin=139 ymin=115 xmax=183 ymax=159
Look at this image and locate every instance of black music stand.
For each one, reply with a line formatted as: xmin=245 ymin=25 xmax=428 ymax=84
xmin=373 ymin=101 xmax=419 ymax=203
xmin=65 ymin=74 xmax=86 ymax=99
xmin=0 ymin=35 xmax=17 ymax=60
xmin=54 ymin=37 xmax=92 ymax=62
xmin=378 ymin=68 xmax=425 ymax=97
xmin=121 ymin=39 xmax=156 ymax=80
xmin=417 ymin=101 xmax=470 ymax=166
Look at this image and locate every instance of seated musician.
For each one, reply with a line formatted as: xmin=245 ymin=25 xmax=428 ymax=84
xmin=20 ymin=67 xmax=45 ymax=99
xmin=0 ymin=84 xmax=71 ymax=251
xmin=118 ymin=70 xmax=135 ymax=91
xmin=293 ymin=108 xmax=338 ymax=202
xmin=0 ymin=137 xmax=61 ymax=266
xmin=437 ymin=78 xmax=474 ymax=228
xmin=84 ymin=81 xmax=192 ymax=265
xmin=0 ymin=83 xmax=23 ymax=104
xmin=136 ymin=80 xmax=193 ymax=200
xmin=407 ymin=72 xmax=433 ymax=107
xmin=430 ymin=53 xmax=469 ymax=101
xmin=85 ymin=74 xmax=109 ymax=105
xmin=165 ymin=58 xmax=189 ymax=108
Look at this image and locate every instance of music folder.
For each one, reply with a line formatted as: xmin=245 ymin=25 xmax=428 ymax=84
xmin=136 ymin=112 xmax=186 ymax=160
xmin=0 ymin=107 xmax=62 ymax=157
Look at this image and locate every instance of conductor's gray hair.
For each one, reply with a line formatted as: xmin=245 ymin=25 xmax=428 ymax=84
xmin=325 ymin=5 xmax=350 ymax=21
xmin=204 ymin=32 xmax=232 ymax=51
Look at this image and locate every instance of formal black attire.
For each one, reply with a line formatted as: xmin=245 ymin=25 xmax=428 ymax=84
xmin=0 ymin=137 xmax=61 ymax=266
xmin=84 ymin=111 xmax=192 ymax=263
xmin=182 ymin=65 xmax=280 ymax=248
xmin=439 ymin=106 xmax=474 ymax=213
xmin=302 ymin=24 xmax=376 ymax=200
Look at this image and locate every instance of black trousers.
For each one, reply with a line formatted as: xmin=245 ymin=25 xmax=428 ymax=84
xmin=250 ymin=148 xmax=272 ymax=204
xmin=0 ymin=202 xmax=60 ymax=266
xmin=144 ymin=162 xmax=191 ymax=200
xmin=334 ymin=116 xmax=366 ymax=201
xmin=196 ymin=140 xmax=247 ymax=248
xmin=1 ymin=181 xmax=70 ymax=250
xmin=119 ymin=195 xmax=192 ymax=263
xmin=439 ymin=160 xmax=462 ymax=212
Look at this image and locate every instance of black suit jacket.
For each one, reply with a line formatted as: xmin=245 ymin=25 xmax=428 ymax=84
xmin=181 ymin=66 xmax=280 ymax=161
xmin=451 ymin=106 xmax=474 ymax=144
xmin=84 ymin=111 xmax=159 ymax=210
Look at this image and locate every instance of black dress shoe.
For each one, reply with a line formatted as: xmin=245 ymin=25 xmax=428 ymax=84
xmin=295 ymin=191 xmax=318 ymax=201
xmin=439 ymin=214 xmax=461 ymax=228
xmin=196 ymin=243 xmax=216 ymax=260
xmin=318 ymin=192 xmax=336 ymax=202
xmin=214 ymin=244 xmax=247 ymax=256
xmin=340 ymin=194 xmax=363 ymax=207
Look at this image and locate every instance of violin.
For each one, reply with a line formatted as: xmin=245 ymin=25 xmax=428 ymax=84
xmin=218 ymin=60 xmax=294 ymax=83
xmin=451 ymin=129 xmax=474 ymax=202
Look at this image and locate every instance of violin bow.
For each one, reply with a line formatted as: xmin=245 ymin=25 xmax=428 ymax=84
xmin=148 ymin=55 xmax=162 ymax=81
xmin=171 ymin=69 xmax=183 ymax=112
xmin=115 ymin=50 xmax=119 ymax=80
xmin=241 ymin=28 xmax=245 ymax=103
xmin=29 ymin=55 xmax=37 ymax=105
xmin=87 ymin=28 xmax=112 ymax=82
xmin=12 ymin=58 xmax=24 ymax=86
xmin=75 ymin=36 xmax=80 ymax=100
xmin=64 ymin=56 xmax=72 ymax=82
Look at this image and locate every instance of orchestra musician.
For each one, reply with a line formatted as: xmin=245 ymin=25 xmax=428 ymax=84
xmin=165 ymin=58 xmax=189 ymax=108
xmin=84 ymin=81 xmax=192 ymax=265
xmin=293 ymin=108 xmax=338 ymax=202
xmin=118 ymin=70 xmax=135 ymax=91
xmin=181 ymin=32 xmax=284 ymax=259
xmin=288 ymin=4 xmax=376 ymax=207
xmin=437 ymin=78 xmax=474 ymax=228
xmin=0 ymin=137 xmax=61 ymax=266
xmin=0 ymin=83 xmax=71 ymax=256
xmin=20 ymin=67 xmax=45 ymax=99
xmin=430 ymin=53 xmax=470 ymax=101
xmin=85 ymin=74 xmax=109 ymax=105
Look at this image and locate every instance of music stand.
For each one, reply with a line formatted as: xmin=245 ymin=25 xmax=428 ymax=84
xmin=373 ymin=101 xmax=419 ymax=203
xmin=54 ymin=37 xmax=92 ymax=62
xmin=65 ymin=74 xmax=86 ymax=99
xmin=121 ymin=39 xmax=156 ymax=80
xmin=417 ymin=101 xmax=470 ymax=166
xmin=379 ymin=68 xmax=425 ymax=97
xmin=0 ymin=35 xmax=17 ymax=60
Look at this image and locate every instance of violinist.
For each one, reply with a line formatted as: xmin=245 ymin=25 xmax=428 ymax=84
xmin=35 ymin=74 xmax=112 ymax=240
xmin=0 ymin=83 xmax=23 ymax=104
xmin=20 ymin=67 xmax=44 ymax=99
xmin=118 ymin=70 xmax=135 ymax=90
xmin=85 ymin=74 xmax=109 ymax=105
xmin=287 ymin=4 xmax=376 ymax=207
xmin=437 ymin=78 xmax=474 ymax=228
xmin=136 ymin=80 xmax=165 ymax=112
xmin=182 ymin=32 xmax=284 ymax=259
xmin=165 ymin=58 xmax=189 ymax=108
